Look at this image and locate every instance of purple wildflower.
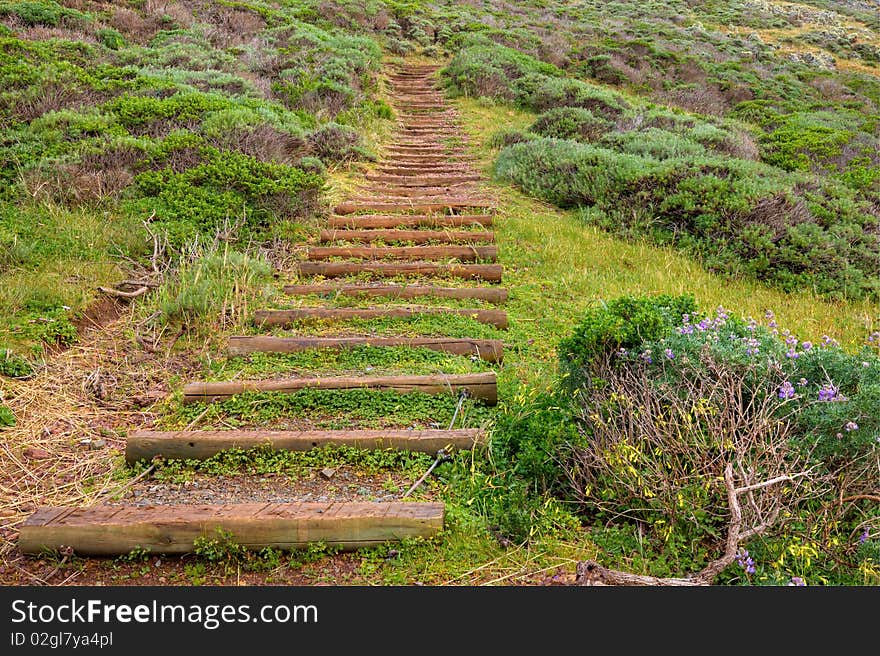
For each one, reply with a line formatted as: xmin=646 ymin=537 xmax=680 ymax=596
xmin=797 ymin=378 xmax=808 ymax=387
xmin=736 ymin=549 xmax=756 ymax=575
xmin=744 ymin=337 xmax=760 ymax=356
xmin=640 ymin=350 xmax=652 ymax=364
xmin=801 ymin=341 xmax=812 ymax=351
xmin=845 ymin=421 xmax=859 ymax=432
xmin=679 ymin=324 xmax=694 ymax=335
xmin=788 ymin=577 xmax=806 ymax=586
xmin=746 ymin=318 xmax=757 ymax=333
xmin=860 ymin=528 xmax=870 ymax=544
xmin=697 ymin=318 xmax=710 ymax=332
xmin=818 ymin=384 xmax=839 ymax=402
xmin=778 ymin=381 xmax=795 ymax=400
xmin=664 ymin=348 xmax=675 ymax=360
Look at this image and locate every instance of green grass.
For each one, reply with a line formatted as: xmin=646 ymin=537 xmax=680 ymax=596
xmin=204 ymin=347 xmax=494 ymax=381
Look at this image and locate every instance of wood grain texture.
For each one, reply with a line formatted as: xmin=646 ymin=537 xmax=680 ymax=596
xmin=306 ymin=245 xmax=497 ymax=262
xmin=228 ymin=335 xmax=503 ymax=362
xmin=182 ymin=372 xmax=498 ymax=405
xmin=326 ymin=215 xmax=493 ymax=229
xmin=18 ymin=503 xmax=445 ymax=555
xmin=292 ymin=262 xmax=503 ymax=281
xmin=253 ymin=306 xmax=508 ymax=329
xmin=126 ymin=428 xmax=486 ymax=462
xmin=318 ymin=229 xmax=495 ymax=244
xmin=282 ymin=283 xmax=507 ymax=303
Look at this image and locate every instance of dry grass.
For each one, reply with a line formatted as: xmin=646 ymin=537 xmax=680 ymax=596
xmin=0 ymin=309 xmax=202 ymax=562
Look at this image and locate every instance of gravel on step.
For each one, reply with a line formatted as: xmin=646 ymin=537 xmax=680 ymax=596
xmin=110 ymin=467 xmax=433 ymax=506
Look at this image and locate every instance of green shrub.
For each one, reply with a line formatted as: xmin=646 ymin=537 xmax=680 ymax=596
xmin=6 ymin=1 xmax=62 ymax=27
xmin=12 ymin=307 xmax=77 ymax=347
xmin=132 ymin=141 xmax=323 ymax=242
xmin=307 ymin=122 xmax=369 ymax=163
xmin=487 ymin=129 xmax=536 ymax=149
xmin=557 ymin=298 xmax=879 ymax=582
xmin=96 ymin=28 xmax=125 ymax=51
xmin=531 ymin=107 xmax=611 ymax=141
xmin=0 ymin=403 xmax=13 ymax=427
xmin=494 ymin=138 xmax=880 ymax=301
xmin=558 ymin=294 xmax=697 ymax=388
xmin=0 ymin=347 xmax=32 ymax=377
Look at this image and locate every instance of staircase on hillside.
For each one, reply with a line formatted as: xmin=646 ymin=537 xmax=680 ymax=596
xmin=18 ymin=64 xmax=506 ymax=557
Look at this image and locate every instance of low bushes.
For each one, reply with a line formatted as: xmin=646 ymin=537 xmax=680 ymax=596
xmin=494 ymin=137 xmax=880 ymax=301
xmin=488 ymin=294 xmax=879 ymax=583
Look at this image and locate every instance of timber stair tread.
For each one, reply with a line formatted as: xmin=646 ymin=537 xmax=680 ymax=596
xmin=253 ymin=306 xmax=508 ymax=329
xmin=18 ymin=503 xmax=445 ymax=556
xmin=281 ymin=283 xmax=508 ymax=303
xmin=228 ymin=335 xmax=503 ymax=362
xmin=292 ymin=261 xmax=503 ymax=281
xmin=318 ymin=229 xmax=495 ymax=243
xmin=126 ymin=429 xmax=487 ymax=463
xmin=182 ymin=372 xmax=498 ymax=405
xmin=306 ymin=245 xmax=497 ymax=262
xmin=326 ymin=215 xmax=493 ymax=228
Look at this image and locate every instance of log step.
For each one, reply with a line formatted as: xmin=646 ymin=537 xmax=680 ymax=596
xmin=319 ymin=229 xmax=495 ymax=244
xmin=293 ymin=261 xmax=502 ymax=281
xmin=307 ymin=245 xmax=497 ymax=262
xmin=327 ymin=215 xmax=492 ymax=229
xmin=228 ymin=335 xmax=503 ymax=361
xmin=18 ymin=503 xmax=444 ymax=556
xmin=377 ymin=167 xmax=477 ymax=177
xmin=355 ymin=186 xmax=478 ymax=198
xmin=335 ymin=201 xmax=494 ymax=215
xmin=126 ymin=428 xmax=486 ymax=463
xmin=282 ymin=283 xmax=508 ymax=304
xmin=253 ymin=307 xmax=508 ymax=329
xmin=182 ymin=372 xmax=498 ymax=405
xmin=364 ymin=175 xmax=481 ymax=185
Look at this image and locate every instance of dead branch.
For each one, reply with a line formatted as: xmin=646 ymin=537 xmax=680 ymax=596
xmin=97 ymin=285 xmax=149 ymax=299
xmin=577 ymin=464 xmax=786 ymax=585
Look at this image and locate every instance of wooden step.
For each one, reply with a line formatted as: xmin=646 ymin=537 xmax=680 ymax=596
xmin=228 ymin=335 xmax=503 ymax=361
xmin=335 ymin=201 xmax=493 ymax=214
xmin=377 ymin=167 xmax=477 ymax=177
xmin=293 ymin=261 xmax=502 ymax=281
xmin=18 ymin=502 xmax=444 ymax=555
xmin=356 ymin=186 xmax=478 ymax=198
xmin=319 ymin=229 xmax=495 ymax=244
xmin=182 ymin=372 xmax=498 ymax=405
xmin=253 ymin=306 xmax=508 ymax=329
xmin=126 ymin=428 xmax=486 ymax=462
xmin=327 ymin=215 xmax=492 ymax=229
xmin=307 ymin=245 xmax=497 ymax=262
xmin=365 ymin=174 xmax=482 ymax=185
xmin=282 ymin=283 xmax=508 ymax=304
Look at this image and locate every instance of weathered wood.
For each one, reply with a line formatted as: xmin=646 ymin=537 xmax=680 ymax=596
xmin=18 ymin=502 xmax=445 ymax=555
xmin=126 ymin=428 xmax=486 ymax=462
xmin=356 ymin=186 xmax=479 ymax=198
xmin=327 ymin=215 xmax=493 ymax=229
xmin=282 ymin=283 xmax=508 ymax=304
xmin=365 ymin=175 xmax=481 ymax=185
xmin=335 ymin=201 xmax=494 ymax=214
xmin=319 ymin=229 xmax=495 ymax=244
xmin=293 ymin=261 xmax=502 ymax=281
xmin=228 ymin=335 xmax=503 ymax=362
xmin=377 ymin=167 xmax=477 ymax=177
xmin=182 ymin=372 xmax=498 ymax=405
xmin=253 ymin=306 xmax=508 ymax=329
xmin=307 ymin=245 xmax=497 ymax=262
